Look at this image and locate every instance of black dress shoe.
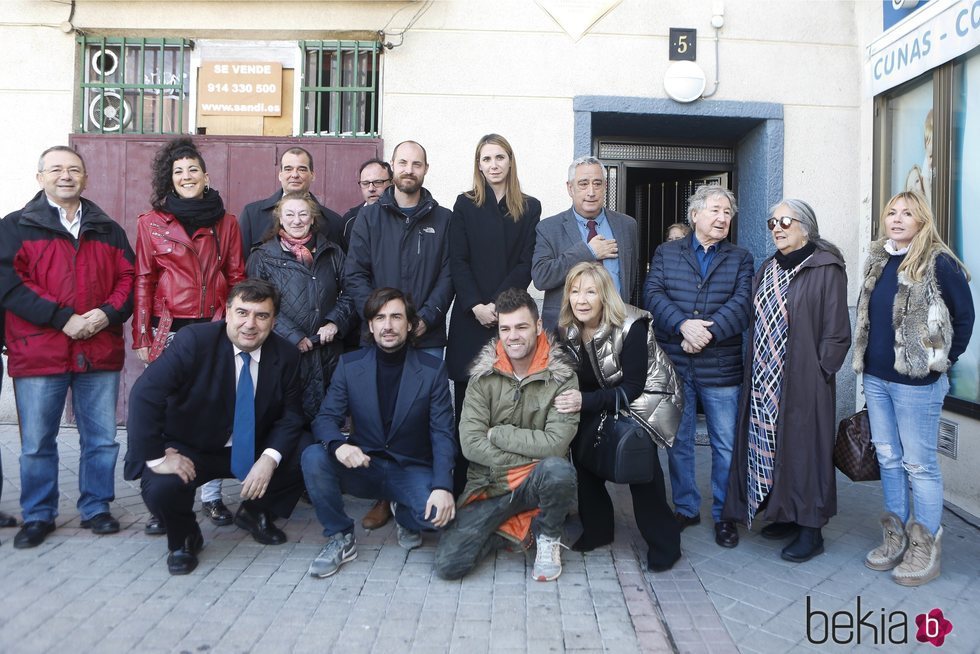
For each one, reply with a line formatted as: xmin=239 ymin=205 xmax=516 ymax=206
xmin=80 ymin=512 xmax=120 ymax=534
xmin=144 ymin=515 xmax=167 ymax=535
xmin=201 ymin=499 xmax=234 ymax=527
xmin=760 ymin=521 xmax=799 ymax=540
xmin=781 ymin=527 xmax=824 ymax=563
xmin=648 ymin=552 xmax=682 ymax=573
xmin=714 ymin=521 xmax=739 ymax=548
xmin=13 ymin=520 xmax=55 ymax=549
xmin=234 ymin=504 xmax=287 ymax=545
xmin=0 ymin=511 xmax=17 ymax=528
xmin=673 ymin=511 xmax=701 ymax=531
xmin=167 ymin=530 xmax=205 ymax=575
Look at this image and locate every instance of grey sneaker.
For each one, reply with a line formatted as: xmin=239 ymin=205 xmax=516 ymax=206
xmin=396 ymin=523 xmax=422 ymax=550
xmin=390 ymin=502 xmax=422 ymax=550
xmin=308 ymin=531 xmax=357 ymax=578
xmin=532 ymin=533 xmax=567 ymax=581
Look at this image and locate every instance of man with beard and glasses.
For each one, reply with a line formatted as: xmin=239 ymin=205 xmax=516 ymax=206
xmin=434 ymin=288 xmax=579 ymax=582
xmin=344 ymin=141 xmax=454 ymax=360
xmin=301 ymin=287 xmax=456 ymax=578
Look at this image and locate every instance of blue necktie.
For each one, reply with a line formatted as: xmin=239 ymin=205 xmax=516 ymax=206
xmin=231 ymin=351 xmax=256 ymax=481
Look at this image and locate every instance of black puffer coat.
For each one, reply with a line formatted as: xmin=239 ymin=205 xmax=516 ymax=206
xmin=246 ymin=234 xmax=353 ymax=421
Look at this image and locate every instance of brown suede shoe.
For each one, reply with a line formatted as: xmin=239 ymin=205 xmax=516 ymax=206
xmin=361 ymin=499 xmax=392 ymax=530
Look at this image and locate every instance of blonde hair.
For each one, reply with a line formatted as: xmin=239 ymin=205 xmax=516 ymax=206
xmin=880 ymin=191 xmax=970 ymax=282
xmin=465 ymin=134 xmax=527 ymax=221
xmin=558 ymin=262 xmax=626 ymax=331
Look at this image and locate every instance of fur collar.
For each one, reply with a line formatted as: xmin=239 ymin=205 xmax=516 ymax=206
xmin=468 ymin=331 xmax=575 ymax=384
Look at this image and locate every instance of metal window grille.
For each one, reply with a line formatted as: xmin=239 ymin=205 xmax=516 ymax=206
xmin=300 ymin=40 xmax=379 ymax=137
xmin=78 ymin=37 xmax=192 ymax=134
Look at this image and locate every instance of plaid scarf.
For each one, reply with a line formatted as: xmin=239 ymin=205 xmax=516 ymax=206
xmin=745 ymin=257 xmax=805 ymax=527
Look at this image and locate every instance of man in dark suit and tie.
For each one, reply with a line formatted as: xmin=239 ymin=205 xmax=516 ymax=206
xmin=531 ymin=155 xmax=639 ymax=330
xmin=126 ymin=279 xmax=306 ymax=575
xmin=301 ymin=287 xmax=456 ymax=578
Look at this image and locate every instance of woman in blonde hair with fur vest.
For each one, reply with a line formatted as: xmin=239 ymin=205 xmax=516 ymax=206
xmin=854 ymin=191 xmax=974 ymax=586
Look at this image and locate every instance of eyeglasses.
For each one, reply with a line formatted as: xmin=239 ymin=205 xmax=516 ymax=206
xmin=42 ymin=166 xmax=84 ymax=178
xmin=359 ymin=179 xmax=391 ymax=188
xmin=767 ymin=215 xmax=797 ymax=231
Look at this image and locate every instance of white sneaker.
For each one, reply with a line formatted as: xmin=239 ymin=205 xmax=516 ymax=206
xmin=532 ymin=533 xmax=567 ymax=581
xmin=308 ymin=531 xmax=356 ymax=578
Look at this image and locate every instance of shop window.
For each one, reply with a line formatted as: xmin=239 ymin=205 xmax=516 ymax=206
xmin=300 ymin=41 xmax=380 ymax=137
xmin=947 ymin=50 xmax=980 ymax=413
xmin=77 ymin=37 xmax=192 ymax=134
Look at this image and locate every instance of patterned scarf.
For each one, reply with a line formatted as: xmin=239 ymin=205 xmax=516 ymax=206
xmin=278 ymin=230 xmax=314 ymax=267
xmin=745 ymin=257 xmax=806 ymax=527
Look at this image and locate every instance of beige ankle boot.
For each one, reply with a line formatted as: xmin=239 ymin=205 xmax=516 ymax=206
xmin=892 ymin=521 xmax=942 ymax=587
xmin=865 ymin=512 xmax=907 ymax=571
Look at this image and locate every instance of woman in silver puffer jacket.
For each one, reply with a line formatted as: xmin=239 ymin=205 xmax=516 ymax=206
xmin=555 ymin=262 xmax=683 ymax=572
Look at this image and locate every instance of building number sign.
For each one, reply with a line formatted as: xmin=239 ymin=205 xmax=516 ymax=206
xmin=669 ymin=28 xmax=697 ymax=61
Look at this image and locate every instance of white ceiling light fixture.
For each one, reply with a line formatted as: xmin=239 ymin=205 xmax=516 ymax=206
xmin=664 ymin=60 xmax=707 ymax=103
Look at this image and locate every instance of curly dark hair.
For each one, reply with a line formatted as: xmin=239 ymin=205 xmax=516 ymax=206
xmin=151 ymin=137 xmax=206 ymax=210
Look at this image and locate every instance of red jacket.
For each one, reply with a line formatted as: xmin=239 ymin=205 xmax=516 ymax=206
xmin=0 ymin=191 xmax=135 ymax=377
xmin=132 ymin=209 xmax=245 ymax=348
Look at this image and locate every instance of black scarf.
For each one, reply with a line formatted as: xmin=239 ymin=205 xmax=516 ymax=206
xmin=163 ymin=187 xmax=225 ymax=233
xmin=774 ymin=240 xmax=816 ymax=270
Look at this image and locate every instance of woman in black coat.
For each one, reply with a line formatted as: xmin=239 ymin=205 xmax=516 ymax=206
xmin=246 ymin=192 xmax=353 ymax=422
xmin=722 ymin=199 xmax=850 ymax=563
xmin=447 ymin=133 xmax=541 ymax=495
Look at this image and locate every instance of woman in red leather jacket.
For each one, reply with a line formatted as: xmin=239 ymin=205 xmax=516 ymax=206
xmin=132 ymin=137 xmax=245 ymax=534
xmin=133 ymin=138 xmax=245 ymax=362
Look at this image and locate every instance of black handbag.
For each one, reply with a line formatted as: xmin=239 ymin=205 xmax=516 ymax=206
xmin=834 ymin=407 xmax=880 ymax=482
xmin=576 ymin=388 xmax=658 ymax=484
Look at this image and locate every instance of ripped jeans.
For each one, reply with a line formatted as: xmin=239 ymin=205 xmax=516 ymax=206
xmin=863 ymin=373 xmax=949 ymax=534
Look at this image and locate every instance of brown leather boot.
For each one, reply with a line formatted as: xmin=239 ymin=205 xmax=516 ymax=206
xmin=361 ymin=499 xmax=392 ymax=530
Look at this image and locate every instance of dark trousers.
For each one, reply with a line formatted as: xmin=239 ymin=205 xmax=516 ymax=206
xmin=434 ymin=457 xmax=577 ymax=580
xmin=452 ymin=379 xmax=470 ymax=497
xmin=301 ymin=443 xmax=438 ymax=537
xmin=141 ymin=443 xmax=305 ymax=551
xmin=573 ymin=434 xmax=681 ymax=570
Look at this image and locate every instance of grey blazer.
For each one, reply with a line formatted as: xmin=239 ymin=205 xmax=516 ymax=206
xmin=531 ymin=207 xmax=638 ymax=329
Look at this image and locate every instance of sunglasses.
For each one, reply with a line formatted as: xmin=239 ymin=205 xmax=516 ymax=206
xmin=767 ymin=215 xmax=797 ymax=231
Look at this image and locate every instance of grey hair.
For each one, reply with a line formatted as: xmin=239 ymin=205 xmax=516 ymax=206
xmin=567 ymin=155 xmax=604 ymax=182
xmin=769 ymin=198 xmax=843 ymax=261
xmin=38 ymin=145 xmax=86 ymax=173
xmin=688 ymin=185 xmax=737 ymax=218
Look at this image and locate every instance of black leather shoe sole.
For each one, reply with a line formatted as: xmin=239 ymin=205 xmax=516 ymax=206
xmin=201 ymin=501 xmax=234 ymax=527
xmin=144 ymin=517 xmax=167 ymax=535
xmin=761 ymin=521 xmax=799 ymax=540
xmin=13 ymin=521 xmax=55 ymax=549
xmin=167 ymin=550 xmax=199 ymax=575
xmin=80 ymin=513 xmax=120 ymax=535
xmin=714 ymin=522 xmax=739 ymax=548
xmin=234 ymin=512 xmax=287 ymax=545
xmin=781 ymin=543 xmax=825 ymax=563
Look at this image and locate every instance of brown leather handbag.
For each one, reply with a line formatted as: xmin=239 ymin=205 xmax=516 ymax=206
xmin=834 ymin=408 xmax=880 ymax=482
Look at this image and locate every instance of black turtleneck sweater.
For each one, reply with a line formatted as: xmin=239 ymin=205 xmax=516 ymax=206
xmin=377 ymin=344 xmax=407 ymax=435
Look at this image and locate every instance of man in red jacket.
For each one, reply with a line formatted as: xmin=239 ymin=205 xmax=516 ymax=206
xmin=0 ymin=146 xmax=135 ymax=549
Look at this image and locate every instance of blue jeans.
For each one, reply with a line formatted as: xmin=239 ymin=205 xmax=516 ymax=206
xmin=666 ymin=376 xmax=740 ymax=522
xmin=863 ymin=373 xmax=948 ymax=534
xmin=14 ymin=372 xmax=120 ymax=522
xmin=301 ymin=443 xmax=437 ymax=537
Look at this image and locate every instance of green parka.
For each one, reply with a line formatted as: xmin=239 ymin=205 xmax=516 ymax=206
xmin=458 ymin=331 xmax=580 ymax=512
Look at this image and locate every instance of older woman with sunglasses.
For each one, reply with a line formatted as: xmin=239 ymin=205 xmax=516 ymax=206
xmin=722 ymin=200 xmax=850 ymax=563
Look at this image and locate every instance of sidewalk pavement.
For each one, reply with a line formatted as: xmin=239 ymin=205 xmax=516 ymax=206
xmin=0 ymin=422 xmax=976 ymax=653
